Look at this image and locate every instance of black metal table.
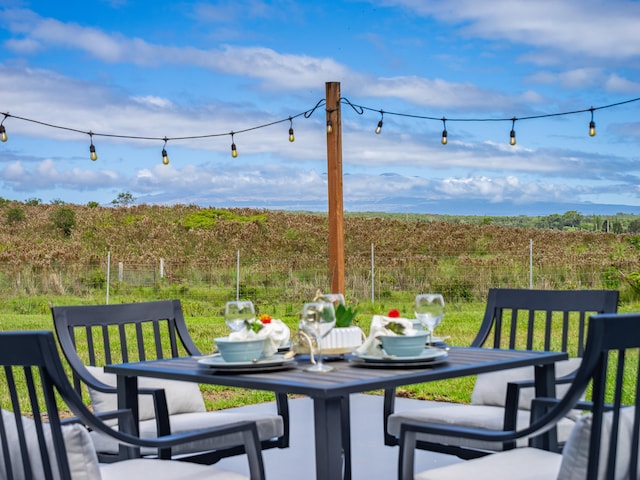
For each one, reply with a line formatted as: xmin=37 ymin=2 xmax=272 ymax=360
xmin=105 ymin=347 xmax=567 ymax=480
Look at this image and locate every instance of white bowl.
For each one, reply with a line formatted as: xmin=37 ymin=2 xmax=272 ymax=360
xmin=214 ymin=337 xmax=265 ymax=363
xmin=379 ymin=331 xmax=428 ymax=357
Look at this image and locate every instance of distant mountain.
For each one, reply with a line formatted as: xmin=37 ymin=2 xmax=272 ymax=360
xmin=139 ymin=193 xmax=640 ymax=217
xmin=343 ymin=198 xmax=640 ymax=216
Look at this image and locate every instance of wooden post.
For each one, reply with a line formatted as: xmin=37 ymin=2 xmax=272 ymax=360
xmin=326 ymin=82 xmax=345 ymax=295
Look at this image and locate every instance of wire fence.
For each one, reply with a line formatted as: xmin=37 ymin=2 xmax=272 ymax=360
xmin=1 ymin=245 xmax=638 ymax=311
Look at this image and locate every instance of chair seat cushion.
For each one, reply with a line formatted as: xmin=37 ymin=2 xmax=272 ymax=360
xmin=1 ymin=409 xmax=101 ymax=480
xmin=388 ymin=403 xmax=575 ymax=451
xmin=414 ymin=446 xmax=562 ymax=480
xmin=557 ymin=407 xmax=638 ymax=480
xmin=91 ymin=410 xmax=284 ymax=456
xmin=472 ymin=357 xmax=583 ymax=410
xmin=100 ymin=458 xmax=248 ymax=480
xmin=85 ymin=366 xmax=205 ymax=422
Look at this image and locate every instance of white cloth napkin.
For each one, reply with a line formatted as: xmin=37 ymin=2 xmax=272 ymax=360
xmin=354 ymin=315 xmax=418 ymax=357
xmin=228 ymin=319 xmax=290 ymax=356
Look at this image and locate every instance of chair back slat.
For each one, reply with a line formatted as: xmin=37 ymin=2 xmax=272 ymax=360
xmin=152 ymin=320 xmax=164 ymax=359
xmin=51 ymin=300 xmax=200 ymax=393
xmin=0 ymin=334 xmax=75 ymax=480
xmin=471 ymin=288 xmax=619 ymax=358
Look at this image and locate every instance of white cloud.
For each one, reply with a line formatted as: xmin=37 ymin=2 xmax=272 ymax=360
xmin=376 ymin=0 xmax=640 ymax=61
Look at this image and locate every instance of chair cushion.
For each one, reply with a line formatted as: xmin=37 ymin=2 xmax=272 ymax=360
xmin=472 ymin=357 xmax=582 ymax=410
xmin=90 ymin=410 xmax=284 ymax=456
xmin=100 ymin=458 xmax=248 ymax=480
xmin=557 ymin=407 xmax=638 ymax=480
xmin=388 ymin=403 xmax=575 ymax=451
xmin=85 ymin=366 xmax=205 ymax=421
xmin=1 ymin=408 xmax=101 ymax=480
xmin=414 ymin=446 xmax=562 ymax=480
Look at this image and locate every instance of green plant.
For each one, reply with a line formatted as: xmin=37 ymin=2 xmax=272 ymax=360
xmin=335 ymin=303 xmax=358 ymax=327
xmin=49 ymin=206 xmax=76 ymax=236
xmin=5 ymin=206 xmax=25 ymax=225
xmin=112 ymin=191 xmax=135 ymax=207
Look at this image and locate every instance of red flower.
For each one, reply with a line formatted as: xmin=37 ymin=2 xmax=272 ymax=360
xmin=259 ymin=314 xmax=272 ymax=324
xmin=387 ymin=309 xmax=400 ymax=318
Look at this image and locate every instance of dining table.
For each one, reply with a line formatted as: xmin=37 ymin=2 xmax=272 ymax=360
xmin=105 ymin=346 xmax=567 ymax=480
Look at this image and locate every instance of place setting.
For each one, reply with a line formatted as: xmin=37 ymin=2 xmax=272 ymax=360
xmin=197 ymin=300 xmax=296 ymax=373
xmin=349 ymin=293 xmax=449 ymax=368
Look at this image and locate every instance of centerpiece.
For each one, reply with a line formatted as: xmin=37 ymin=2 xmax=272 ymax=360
xmin=292 ymin=290 xmax=364 ymax=356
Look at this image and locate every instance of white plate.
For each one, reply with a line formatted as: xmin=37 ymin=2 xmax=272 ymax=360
xmin=197 ymin=354 xmax=295 ymax=373
xmin=349 ymin=348 xmax=448 ymax=368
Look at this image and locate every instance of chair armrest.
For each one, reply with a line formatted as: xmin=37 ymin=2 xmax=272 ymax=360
xmin=397 ymin=420 xmax=528 ymax=480
xmin=503 ymin=372 xmax=578 ymax=429
xmin=87 ymin=413 xmax=265 ymax=480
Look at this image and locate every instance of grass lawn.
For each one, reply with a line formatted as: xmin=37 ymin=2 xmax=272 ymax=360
xmin=2 ymin=299 xmax=639 ymax=411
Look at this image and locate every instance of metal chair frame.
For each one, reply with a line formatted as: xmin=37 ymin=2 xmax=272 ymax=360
xmin=51 ymin=299 xmax=289 ymax=463
xmin=384 ymin=288 xmax=619 ymax=459
xmin=399 ymin=311 xmax=640 ymax=480
xmin=0 ymin=330 xmax=266 ymax=480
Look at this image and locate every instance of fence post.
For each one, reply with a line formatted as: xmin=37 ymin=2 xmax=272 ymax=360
xmin=106 ymin=251 xmax=111 ymax=305
xmin=159 ymin=258 xmax=164 ymax=279
xmin=371 ymin=243 xmax=375 ymax=304
xmin=236 ymin=250 xmax=240 ymax=301
xmin=529 ymin=239 xmax=533 ymax=289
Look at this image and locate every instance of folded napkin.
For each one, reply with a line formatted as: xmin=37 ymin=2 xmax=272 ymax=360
xmin=229 ymin=319 xmax=291 ymax=356
xmin=354 ymin=315 xmax=418 ymax=357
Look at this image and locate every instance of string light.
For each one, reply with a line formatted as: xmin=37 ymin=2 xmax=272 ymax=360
xmin=375 ymin=110 xmax=384 ymax=134
xmin=0 ymin=114 xmax=8 ymax=142
xmin=440 ymin=117 xmax=448 ymax=145
xmin=288 ymin=117 xmax=295 ymax=142
xmin=1 ymin=95 xmax=639 ymax=164
xmin=589 ymin=107 xmax=596 ymax=137
xmin=89 ymin=131 xmax=97 ymax=161
xmin=231 ymin=132 xmax=238 ymax=158
xmin=509 ymin=118 xmax=517 ymax=146
xmin=161 ymin=138 xmax=169 ymax=165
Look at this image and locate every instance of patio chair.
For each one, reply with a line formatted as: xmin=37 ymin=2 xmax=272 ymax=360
xmin=51 ymin=299 xmax=289 ymax=464
xmin=385 ymin=288 xmax=619 ymax=459
xmin=0 ymin=330 xmax=265 ymax=480
xmin=399 ymin=311 xmax=640 ymax=480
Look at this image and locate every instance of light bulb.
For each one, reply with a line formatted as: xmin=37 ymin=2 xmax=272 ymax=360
xmin=231 ymin=143 xmax=238 ymax=158
xmin=441 ymin=129 xmax=448 ymax=145
xmin=89 ymin=144 xmax=98 ymax=161
xmin=162 ymin=148 xmax=169 ymax=165
xmin=289 ymin=127 xmax=295 ymax=142
xmin=509 ymin=129 xmax=516 ymax=146
xmin=326 ymin=120 xmax=333 ymax=134
xmin=0 ymin=125 xmax=7 ymax=143
xmin=589 ymin=120 xmax=596 ymax=137
xmin=375 ymin=120 xmax=383 ymax=134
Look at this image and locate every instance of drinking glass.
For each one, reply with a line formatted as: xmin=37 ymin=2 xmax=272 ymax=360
xmin=323 ymin=293 xmax=345 ymax=308
xmin=415 ymin=294 xmax=445 ymax=346
xmin=299 ymin=301 xmax=336 ymax=372
xmin=224 ymin=300 xmax=255 ymax=332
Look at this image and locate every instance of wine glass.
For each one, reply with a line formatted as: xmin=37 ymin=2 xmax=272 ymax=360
xmin=299 ymin=301 xmax=336 ymax=372
xmin=322 ymin=293 xmax=345 ymax=308
xmin=224 ymin=300 xmax=255 ymax=333
xmin=415 ymin=294 xmax=445 ymax=346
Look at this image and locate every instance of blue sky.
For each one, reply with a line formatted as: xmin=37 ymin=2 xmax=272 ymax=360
xmin=0 ymin=0 xmax=639 ymax=215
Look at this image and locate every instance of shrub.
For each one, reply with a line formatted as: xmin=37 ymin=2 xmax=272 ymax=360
xmin=50 ymin=206 xmax=76 ymax=236
xmin=5 ymin=206 xmax=25 ymax=225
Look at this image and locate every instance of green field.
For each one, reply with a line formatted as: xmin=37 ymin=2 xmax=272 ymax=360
xmin=4 ymin=297 xmax=640 ymax=412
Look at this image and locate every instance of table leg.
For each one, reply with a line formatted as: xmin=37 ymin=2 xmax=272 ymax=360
xmin=531 ymin=363 xmax=558 ymax=450
xmin=313 ymin=396 xmax=349 ymax=480
xmin=116 ymin=374 xmax=140 ymax=458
